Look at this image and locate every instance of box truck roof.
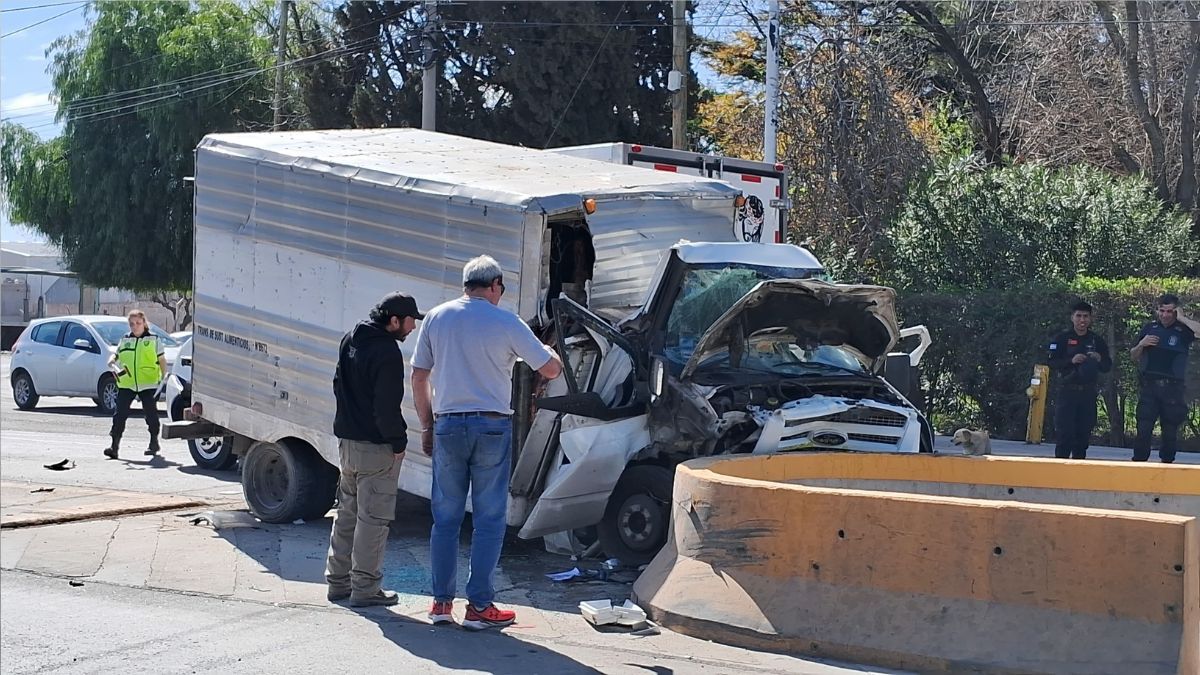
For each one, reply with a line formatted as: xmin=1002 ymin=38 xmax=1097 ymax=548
xmin=198 ymin=129 xmax=740 ymax=211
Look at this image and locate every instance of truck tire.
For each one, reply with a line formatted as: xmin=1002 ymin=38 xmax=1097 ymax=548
xmin=189 ymin=436 xmax=238 ymax=471
xmin=597 ymin=464 xmax=675 ymax=567
xmin=241 ymin=440 xmax=335 ymax=523
xmin=12 ymin=370 xmax=39 ymax=410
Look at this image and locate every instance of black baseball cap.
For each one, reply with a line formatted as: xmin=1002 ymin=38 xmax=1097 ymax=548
xmin=375 ymin=292 xmax=424 ymax=321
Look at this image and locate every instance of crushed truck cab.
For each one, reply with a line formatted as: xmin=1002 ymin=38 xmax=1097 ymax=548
xmin=515 ymin=243 xmax=933 ymax=562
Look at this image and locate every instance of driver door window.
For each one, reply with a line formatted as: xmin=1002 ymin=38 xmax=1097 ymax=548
xmin=59 ymin=322 xmax=102 ymax=394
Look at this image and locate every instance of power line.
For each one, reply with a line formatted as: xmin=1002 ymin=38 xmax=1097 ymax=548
xmin=0 ymin=3 xmax=84 ymax=39
xmin=543 ymin=2 xmax=627 ymax=149
xmin=17 ymin=35 xmax=378 ymax=131
xmin=0 ymin=0 xmax=85 ymax=13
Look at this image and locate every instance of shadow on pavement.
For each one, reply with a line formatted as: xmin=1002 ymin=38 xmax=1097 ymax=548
xmin=177 ymin=464 xmax=241 ymax=483
xmin=351 ymin=608 xmax=604 ymax=675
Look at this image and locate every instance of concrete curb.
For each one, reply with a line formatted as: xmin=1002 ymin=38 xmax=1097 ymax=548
xmin=0 ymin=500 xmax=210 ymax=529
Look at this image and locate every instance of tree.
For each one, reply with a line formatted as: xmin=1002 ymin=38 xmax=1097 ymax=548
xmin=884 ymin=162 xmax=1196 ymax=292
xmin=1 ymin=1 xmax=276 ymax=291
xmin=296 ymin=1 xmax=687 ymax=148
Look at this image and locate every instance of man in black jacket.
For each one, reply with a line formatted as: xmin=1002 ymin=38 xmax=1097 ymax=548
xmin=325 ymin=292 xmax=422 ymax=607
xmin=1047 ymin=301 xmax=1112 ymax=460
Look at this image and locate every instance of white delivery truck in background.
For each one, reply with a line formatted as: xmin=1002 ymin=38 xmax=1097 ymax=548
xmin=547 ymin=142 xmax=790 ymax=245
xmin=167 ymin=129 xmax=931 ymax=564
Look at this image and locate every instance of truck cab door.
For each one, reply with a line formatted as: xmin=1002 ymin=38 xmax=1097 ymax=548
xmin=514 ymin=296 xmax=651 ymax=541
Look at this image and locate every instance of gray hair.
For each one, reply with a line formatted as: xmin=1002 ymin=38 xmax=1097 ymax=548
xmin=463 ymin=255 xmax=503 ymax=288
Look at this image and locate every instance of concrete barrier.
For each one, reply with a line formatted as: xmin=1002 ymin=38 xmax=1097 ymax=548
xmin=633 ymin=454 xmax=1199 ymax=675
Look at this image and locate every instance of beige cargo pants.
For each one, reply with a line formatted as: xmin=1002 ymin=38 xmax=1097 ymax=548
xmin=324 ymin=439 xmax=402 ymax=599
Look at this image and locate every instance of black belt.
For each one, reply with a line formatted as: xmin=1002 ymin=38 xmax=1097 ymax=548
xmin=436 ymin=411 xmax=511 ymax=419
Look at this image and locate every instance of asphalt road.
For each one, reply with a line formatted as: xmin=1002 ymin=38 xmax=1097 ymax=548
xmin=1 ymin=354 xmax=238 ymax=500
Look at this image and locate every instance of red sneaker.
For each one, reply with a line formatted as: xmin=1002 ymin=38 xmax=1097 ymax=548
xmin=462 ymin=603 xmax=516 ymax=631
xmin=428 ymin=600 xmax=454 ymax=625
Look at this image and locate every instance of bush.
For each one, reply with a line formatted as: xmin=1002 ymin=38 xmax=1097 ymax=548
xmin=884 ymin=163 xmax=1196 ymax=291
xmin=898 ymin=278 xmax=1200 ymax=449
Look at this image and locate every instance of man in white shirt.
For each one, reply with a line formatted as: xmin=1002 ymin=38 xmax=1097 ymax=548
xmin=411 ymin=255 xmax=562 ymax=631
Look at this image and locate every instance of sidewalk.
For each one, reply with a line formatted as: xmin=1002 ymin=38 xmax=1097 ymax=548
xmin=0 ymin=501 xmax=897 ymax=675
xmin=0 ymin=480 xmax=211 ymax=529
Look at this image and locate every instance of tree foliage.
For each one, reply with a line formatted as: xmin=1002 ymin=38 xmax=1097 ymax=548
xmin=1 ymin=1 xmax=275 ymax=291
xmin=884 ymin=162 xmax=1196 ymax=292
xmin=294 ymin=1 xmax=687 ymax=148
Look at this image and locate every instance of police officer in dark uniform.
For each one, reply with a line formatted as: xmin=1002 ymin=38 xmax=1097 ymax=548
xmin=1130 ymin=294 xmax=1198 ymax=463
xmin=1047 ymin=301 xmax=1112 ymax=459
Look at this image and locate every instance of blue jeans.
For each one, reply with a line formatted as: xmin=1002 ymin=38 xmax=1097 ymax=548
xmin=430 ymin=415 xmax=511 ymax=608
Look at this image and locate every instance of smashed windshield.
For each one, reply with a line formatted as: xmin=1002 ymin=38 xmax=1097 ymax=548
xmin=663 ymin=263 xmax=825 ymax=365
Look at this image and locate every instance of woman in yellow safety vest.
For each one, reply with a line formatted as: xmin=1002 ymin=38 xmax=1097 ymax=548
xmin=103 ymin=309 xmax=168 ymax=459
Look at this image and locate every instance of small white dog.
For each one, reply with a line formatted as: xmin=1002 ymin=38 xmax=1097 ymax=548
xmin=952 ymin=428 xmax=992 ymax=456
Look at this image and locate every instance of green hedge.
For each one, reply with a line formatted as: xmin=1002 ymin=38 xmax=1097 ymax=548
xmin=897 ymin=278 xmax=1200 ymax=449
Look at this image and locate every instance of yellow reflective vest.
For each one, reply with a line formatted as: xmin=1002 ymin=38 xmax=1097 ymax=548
xmin=115 ymin=333 xmax=163 ymax=390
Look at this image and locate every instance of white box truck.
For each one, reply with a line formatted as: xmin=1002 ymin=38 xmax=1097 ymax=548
xmin=546 ymin=142 xmax=790 ymax=245
xmin=168 ymin=129 xmax=930 ymax=564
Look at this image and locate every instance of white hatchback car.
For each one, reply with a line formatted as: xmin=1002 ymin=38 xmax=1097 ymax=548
xmin=10 ymin=316 xmax=181 ymax=414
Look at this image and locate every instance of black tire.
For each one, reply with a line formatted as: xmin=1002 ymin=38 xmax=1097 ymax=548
xmin=598 ymin=464 xmax=675 ymax=566
xmin=96 ymin=374 xmax=118 ymax=415
xmin=12 ymin=370 xmax=39 ymax=410
xmin=189 ymin=435 xmax=238 ymax=471
xmin=241 ymin=439 xmax=336 ymax=523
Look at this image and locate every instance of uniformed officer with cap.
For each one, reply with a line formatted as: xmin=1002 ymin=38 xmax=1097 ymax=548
xmin=1047 ymin=301 xmax=1112 ymax=459
xmin=1129 ymin=293 xmax=1199 ymax=463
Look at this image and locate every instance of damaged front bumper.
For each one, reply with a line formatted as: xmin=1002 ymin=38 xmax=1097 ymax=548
xmin=750 ymin=395 xmax=924 ymax=454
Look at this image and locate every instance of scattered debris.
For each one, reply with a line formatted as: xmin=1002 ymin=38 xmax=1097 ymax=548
xmin=43 ymin=459 xmax=74 ymax=471
xmin=68 ymin=580 xmax=84 ymax=587
xmin=547 ymin=567 xmax=584 ymax=582
xmin=187 ymin=510 xmax=261 ymax=529
xmin=629 ymin=621 xmax=661 ymax=637
xmin=30 ymin=487 xmax=55 ymax=494
xmin=579 ymin=599 xmax=649 ymax=629
xmin=601 ymin=558 xmax=621 ymax=571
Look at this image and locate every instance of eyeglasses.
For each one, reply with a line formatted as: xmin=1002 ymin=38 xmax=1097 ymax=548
xmin=496 ymin=279 xmax=506 ymax=295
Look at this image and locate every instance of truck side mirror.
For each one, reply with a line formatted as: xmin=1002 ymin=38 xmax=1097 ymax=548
xmin=650 ymin=358 xmax=665 ymax=402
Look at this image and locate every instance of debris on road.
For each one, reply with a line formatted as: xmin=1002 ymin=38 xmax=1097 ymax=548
xmin=547 ymin=567 xmax=584 ymax=582
xmin=68 ymin=580 xmax=84 ymax=587
xmin=187 ymin=510 xmax=261 ymax=529
xmin=29 ymin=487 xmax=55 ymax=494
xmin=43 ymin=459 xmax=74 ymax=471
xmin=579 ymin=599 xmax=649 ymax=629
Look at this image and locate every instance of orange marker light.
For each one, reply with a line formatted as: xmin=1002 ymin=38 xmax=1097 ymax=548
xmin=583 ymin=198 xmax=597 ymax=214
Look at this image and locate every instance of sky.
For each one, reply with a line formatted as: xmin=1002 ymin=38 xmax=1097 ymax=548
xmin=0 ymin=0 xmax=751 ymax=244
xmin=1 ymin=0 xmax=87 ymax=242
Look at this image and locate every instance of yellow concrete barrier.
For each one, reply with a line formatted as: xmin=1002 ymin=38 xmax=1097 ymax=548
xmin=633 ymin=453 xmax=1199 ymax=675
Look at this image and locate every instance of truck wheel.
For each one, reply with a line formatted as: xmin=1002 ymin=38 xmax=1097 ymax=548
xmin=96 ymin=374 xmax=118 ymax=415
xmin=598 ymin=465 xmax=675 ymax=567
xmin=189 ymin=435 xmax=238 ymax=471
xmin=12 ymin=370 xmax=39 ymax=410
xmin=241 ymin=440 xmax=335 ymax=523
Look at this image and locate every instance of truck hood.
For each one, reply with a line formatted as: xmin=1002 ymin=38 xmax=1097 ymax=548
xmin=680 ymin=280 xmax=900 ymax=380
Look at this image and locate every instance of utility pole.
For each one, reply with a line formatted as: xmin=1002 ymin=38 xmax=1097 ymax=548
xmin=422 ymin=0 xmax=438 ymax=131
xmin=273 ymin=0 xmax=289 ymax=131
xmin=763 ymin=0 xmax=780 ymax=163
xmin=671 ymin=0 xmax=687 ymax=150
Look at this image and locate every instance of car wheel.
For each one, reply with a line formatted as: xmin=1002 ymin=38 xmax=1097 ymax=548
xmin=241 ymin=439 xmax=336 ymax=523
xmin=598 ymin=464 xmax=675 ymax=566
xmin=189 ymin=435 xmax=238 ymax=471
xmin=96 ymin=375 xmax=118 ymax=415
xmin=12 ymin=371 xmax=39 ymax=410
